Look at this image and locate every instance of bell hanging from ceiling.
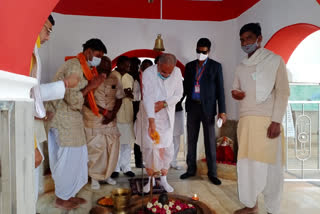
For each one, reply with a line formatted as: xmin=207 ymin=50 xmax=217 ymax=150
xmin=153 ymin=34 xmax=165 ymax=51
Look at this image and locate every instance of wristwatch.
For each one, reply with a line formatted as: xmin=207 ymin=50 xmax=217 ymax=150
xmin=163 ymin=101 xmax=168 ymax=108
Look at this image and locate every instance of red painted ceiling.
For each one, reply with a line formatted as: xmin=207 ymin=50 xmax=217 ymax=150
xmin=0 ymin=0 xmax=260 ymax=77
xmin=54 ymin=0 xmax=260 ymax=21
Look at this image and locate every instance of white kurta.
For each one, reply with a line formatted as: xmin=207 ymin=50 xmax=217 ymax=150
xmin=135 ymin=65 xmax=183 ymax=170
xmin=31 ymin=44 xmax=66 ymax=202
xmin=136 ymin=64 xmax=183 ymax=149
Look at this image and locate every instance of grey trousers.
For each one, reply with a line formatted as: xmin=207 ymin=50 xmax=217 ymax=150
xmin=186 ymin=102 xmax=217 ymax=177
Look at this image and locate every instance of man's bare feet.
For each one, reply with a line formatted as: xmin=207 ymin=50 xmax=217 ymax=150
xmin=233 ymin=204 xmax=258 ymax=214
xmin=55 ymin=198 xmax=79 ymax=210
xmin=69 ymin=197 xmax=87 ymax=204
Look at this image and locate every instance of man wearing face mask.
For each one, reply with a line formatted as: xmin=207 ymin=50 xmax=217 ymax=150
xmin=135 ymin=53 xmax=183 ymax=193
xmin=46 ymin=38 xmax=107 ymax=210
xmin=232 ymin=23 xmax=289 ymax=214
xmin=83 ymin=56 xmax=124 ymax=190
xmin=180 ymin=38 xmax=226 ymax=185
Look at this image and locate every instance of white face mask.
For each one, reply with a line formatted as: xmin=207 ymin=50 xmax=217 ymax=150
xmin=197 ymin=53 xmax=208 ymax=61
xmin=88 ymin=56 xmax=101 ymax=67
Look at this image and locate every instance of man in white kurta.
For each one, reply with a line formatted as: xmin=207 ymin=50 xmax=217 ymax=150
xmin=135 ymin=53 xmax=183 ymax=193
xmin=111 ymin=56 xmax=136 ymax=178
xmin=232 ymin=23 xmax=290 ymax=214
xmin=30 ymin=15 xmax=79 ymax=204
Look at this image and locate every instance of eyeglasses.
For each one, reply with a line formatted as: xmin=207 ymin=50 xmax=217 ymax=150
xmin=196 ymin=49 xmax=208 ymax=54
xmin=44 ymin=25 xmax=52 ymax=35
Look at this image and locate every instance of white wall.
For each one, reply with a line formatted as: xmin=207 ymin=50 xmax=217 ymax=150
xmin=237 ymin=0 xmax=320 ymax=63
xmin=39 ymin=13 xmax=240 ymax=119
xmin=287 ymin=30 xmax=320 ymax=83
xmin=39 ymin=0 xmax=320 ymax=120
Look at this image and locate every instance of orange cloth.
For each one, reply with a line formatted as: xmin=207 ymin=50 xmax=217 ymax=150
xmin=65 ymin=53 xmax=100 ymax=116
xmin=151 ymin=130 xmax=160 ymax=145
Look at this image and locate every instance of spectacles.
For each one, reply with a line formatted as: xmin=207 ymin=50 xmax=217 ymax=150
xmin=196 ymin=49 xmax=208 ymax=54
xmin=44 ymin=25 xmax=52 ymax=35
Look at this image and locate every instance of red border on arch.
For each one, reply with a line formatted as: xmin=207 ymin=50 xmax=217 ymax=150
xmin=265 ymin=23 xmax=320 ymax=63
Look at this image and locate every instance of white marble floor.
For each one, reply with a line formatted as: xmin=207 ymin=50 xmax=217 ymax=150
xmin=37 ymin=162 xmax=320 ymax=214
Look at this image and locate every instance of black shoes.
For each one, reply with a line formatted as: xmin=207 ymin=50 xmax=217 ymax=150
xmin=111 ymin=171 xmax=136 ymax=178
xmin=135 ymin=163 xmax=145 ymax=168
xmin=180 ymin=172 xmax=222 ymax=185
xmin=111 ymin=172 xmax=119 ymax=178
xmin=180 ymin=172 xmax=196 ymax=179
xmin=124 ymin=171 xmax=135 ymax=177
xmin=208 ymin=176 xmax=221 ymax=185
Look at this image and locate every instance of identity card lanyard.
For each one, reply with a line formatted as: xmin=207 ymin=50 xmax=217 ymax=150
xmin=195 ymin=58 xmax=208 ymax=93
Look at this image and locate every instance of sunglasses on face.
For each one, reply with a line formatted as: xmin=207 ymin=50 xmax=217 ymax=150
xmin=196 ymin=49 xmax=208 ymax=54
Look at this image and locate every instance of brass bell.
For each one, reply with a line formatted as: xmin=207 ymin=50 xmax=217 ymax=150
xmin=153 ymin=34 xmax=165 ymax=51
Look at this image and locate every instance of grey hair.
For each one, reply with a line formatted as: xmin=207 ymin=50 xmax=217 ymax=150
xmin=158 ymin=53 xmax=177 ymax=66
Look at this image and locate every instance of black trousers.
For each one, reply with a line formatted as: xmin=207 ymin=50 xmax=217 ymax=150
xmin=133 ymin=101 xmax=143 ymax=165
xmin=186 ymin=102 xmax=217 ymax=177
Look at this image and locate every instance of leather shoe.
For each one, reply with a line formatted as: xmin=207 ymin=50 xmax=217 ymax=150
xmin=135 ymin=163 xmax=145 ymax=168
xmin=124 ymin=171 xmax=135 ymax=177
xmin=111 ymin=172 xmax=119 ymax=178
xmin=208 ymin=176 xmax=221 ymax=185
xmin=180 ymin=172 xmax=195 ymax=179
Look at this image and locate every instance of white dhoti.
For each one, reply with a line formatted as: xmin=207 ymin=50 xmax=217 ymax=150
xmin=115 ymin=123 xmax=134 ymax=172
xmin=143 ymin=143 xmax=174 ymax=171
xmin=137 ymin=105 xmax=175 ymax=172
xmin=171 ymin=111 xmax=184 ymax=167
xmin=48 ymin=128 xmax=88 ymax=200
xmin=237 ymin=140 xmax=283 ymax=213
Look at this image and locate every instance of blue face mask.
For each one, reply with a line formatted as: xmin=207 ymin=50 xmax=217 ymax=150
xmin=157 ymin=72 xmax=169 ymax=80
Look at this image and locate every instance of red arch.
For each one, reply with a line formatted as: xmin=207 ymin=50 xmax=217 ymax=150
xmin=0 ymin=0 xmax=59 ymax=76
xmin=265 ymin=23 xmax=320 ymax=63
xmin=111 ymin=49 xmax=185 ymax=76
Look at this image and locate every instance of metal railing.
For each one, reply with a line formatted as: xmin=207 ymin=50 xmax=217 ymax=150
xmin=285 ymin=100 xmax=320 ymax=182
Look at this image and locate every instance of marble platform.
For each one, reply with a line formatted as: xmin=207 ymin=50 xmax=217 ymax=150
xmin=37 ymin=161 xmax=320 ymax=214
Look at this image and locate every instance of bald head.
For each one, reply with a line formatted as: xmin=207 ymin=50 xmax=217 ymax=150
xmin=157 ymin=53 xmax=177 ymax=79
xmin=97 ymin=56 xmax=112 ymax=76
xmin=158 ymin=53 xmax=177 ymax=66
